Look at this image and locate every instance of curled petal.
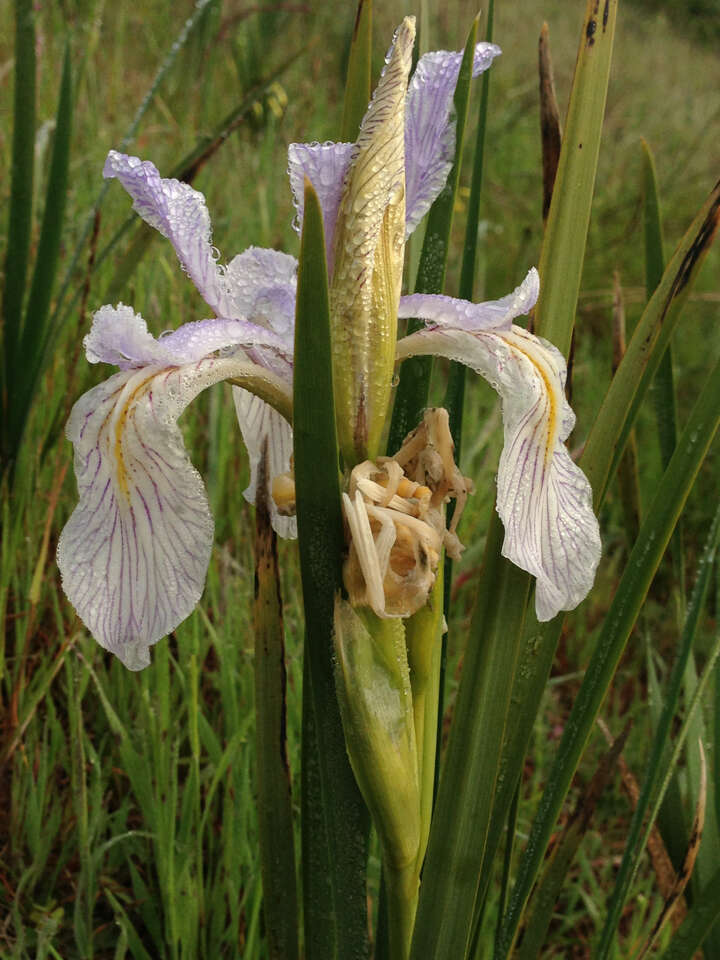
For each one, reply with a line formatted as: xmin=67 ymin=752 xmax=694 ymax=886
xmin=232 ymin=388 xmax=296 ymax=539
xmin=86 ymin=304 xmax=293 ymax=370
xmin=103 ymin=151 xmax=233 ymax=315
xmin=287 ymin=142 xmax=354 ymax=273
xmin=398 ymin=267 xmax=539 ymax=332
xmin=404 ymin=42 xmax=501 ymax=236
xmin=224 ymin=246 xmax=297 ymax=342
xmin=396 ymin=322 xmax=601 ymax=620
xmin=58 ymin=355 xmax=273 ymax=669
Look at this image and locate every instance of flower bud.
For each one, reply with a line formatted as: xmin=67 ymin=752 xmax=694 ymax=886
xmin=333 ymin=597 xmax=420 ymax=870
xmin=330 ymin=17 xmax=416 ymax=465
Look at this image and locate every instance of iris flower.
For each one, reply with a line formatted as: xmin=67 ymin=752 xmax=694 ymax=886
xmin=58 ymin=18 xmax=600 ymax=670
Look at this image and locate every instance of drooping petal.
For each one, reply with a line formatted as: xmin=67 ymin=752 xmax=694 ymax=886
xmin=103 ymin=151 xmax=233 ymax=316
xmin=232 ymin=388 xmax=296 ymax=539
xmin=396 ymin=322 xmax=601 ymax=620
xmin=58 ymin=353 xmax=276 ymax=669
xmin=287 ymin=142 xmax=354 ymax=273
xmin=330 ymin=16 xmax=415 ymax=464
xmin=86 ymin=304 xmax=293 ymax=370
xmin=222 ymin=246 xmax=297 ymax=344
xmin=404 ymin=42 xmax=501 ymax=236
xmin=398 ymin=267 xmax=539 ymax=332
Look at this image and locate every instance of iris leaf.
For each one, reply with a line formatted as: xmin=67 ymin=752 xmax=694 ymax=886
xmin=496 ymin=353 xmax=720 ymax=956
xmin=534 ymin=0 xmax=618 ymax=354
xmin=341 ymin=0 xmax=373 ymax=142
xmin=294 ymin=181 xmax=370 ymax=960
xmin=1 ymin=0 xmax=36 ymax=471
xmin=253 ymin=449 xmax=299 ymax=960
xmin=409 ymin=517 xmax=530 ymax=959
xmin=8 ymin=44 xmax=73 ymax=468
xmin=595 ymin=499 xmax=720 ymax=959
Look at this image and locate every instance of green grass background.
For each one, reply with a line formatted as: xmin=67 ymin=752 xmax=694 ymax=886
xmin=1 ymin=0 xmax=719 ymax=956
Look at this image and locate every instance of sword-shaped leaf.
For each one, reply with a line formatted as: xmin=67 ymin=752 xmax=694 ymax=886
xmin=294 ymin=180 xmax=370 ymax=960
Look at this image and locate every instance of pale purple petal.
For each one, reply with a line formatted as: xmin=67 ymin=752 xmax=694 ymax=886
xmin=103 ymin=151 xmax=233 ymax=316
xmin=396 ymin=322 xmax=600 ymax=620
xmin=85 ymin=304 xmax=293 ymax=371
xmin=398 ymin=267 xmax=538 ymax=331
xmin=232 ymin=388 xmax=296 ymax=539
xmin=404 ymin=42 xmax=501 ymax=236
xmin=287 ymin=142 xmax=354 ymax=273
xmin=57 ymin=355 xmax=269 ymax=669
xmin=224 ymin=246 xmax=297 ymax=345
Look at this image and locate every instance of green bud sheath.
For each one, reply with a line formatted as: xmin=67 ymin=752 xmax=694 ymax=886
xmin=330 ymin=17 xmax=415 ymax=466
xmin=333 ymin=597 xmax=420 ymax=871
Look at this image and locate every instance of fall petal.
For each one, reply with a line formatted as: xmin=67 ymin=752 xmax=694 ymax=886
xmin=396 ymin=321 xmax=600 ymax=619
xmin=57 ymin=355 xmax=267 ymax=669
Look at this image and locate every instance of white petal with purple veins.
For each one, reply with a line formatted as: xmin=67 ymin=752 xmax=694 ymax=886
xmin=232 ymin=388 xmax=296 ymax=539
xmin=287 ymin=142 xmax=354 ymax=273
xmin=103 ymin=151 xmax=233 ymax=316
xmin=404 ymin=42 xmax=501 ymax=236
xmin=398 ymin=267 xmax=539 ymax=331
xmin=224 ymin=246 xmax=298 ymax=342
xmin=86 ymin=304 xmax=293 ymax=370
xmin=58 ymin=355 xmax=268 ymax=669
xmin=396 ymin=322 xmax=600 ymax=620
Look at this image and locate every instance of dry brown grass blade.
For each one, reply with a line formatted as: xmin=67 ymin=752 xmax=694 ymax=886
xmin=636 ymin=740 xmax=707 ymax=960
xmin=539 ymin=22 xmax=562 ymax=224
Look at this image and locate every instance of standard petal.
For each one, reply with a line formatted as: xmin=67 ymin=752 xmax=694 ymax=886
xmin=398 ymin=267 xmax=539 ymax=332
xmin=287 ymin=142 xmax=354 ymax=273
xmin=232 ymin=388 xmax=296 ymax=539
xmin=404 ymin=42 xmax=501 ymax=236
xmin=103 ymin=151 xmax=233 ymax=316
xmin=86 ymin=304 xmax=293 ymax=370
xmin=223 ymin=246 xmax=297 ymax=343
xmin=57 ymin=354 xmax=292 ymax=668
xmin=396 ymin=322 xmax=600 ymax=620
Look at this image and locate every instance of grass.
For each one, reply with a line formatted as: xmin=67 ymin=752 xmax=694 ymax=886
xmin=1 ymin=0 xmax=719 ymax=956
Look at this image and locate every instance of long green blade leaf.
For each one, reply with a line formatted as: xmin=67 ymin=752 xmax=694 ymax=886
xmin=534 ymin=0 xmax=618 ymax=354
xmin=584 ymin=177 xmax=720 ymax=504
xmin=253 ymin=447 xmax=299 ymax=960
xmin=388 ymin=16 xmax=479 ymax=453
xmin=410 ymin=518 xmax=530 ymax=959
xmin=643 ymin=139 xmax=682 ymax=489
xmin=294 ymin=181 xmax=370 ymax=960
xmin=8 ymin=45 xmax=73 ymax=464
xmin=341 ymin=0 xmax=372 ymax=142
xmin=496 ymin=353 xmax=720 ymax=957
xmin=478 ymin=172 xmax=720 ymax=934
xmin=1 ymin=0 xmax=36 ymax=467
xmin=595 ymin=499 xmax=720 ymax=958
xmin=658 ymin=869 xmax=720 ymax=960
xmin=451 ymin=3 xmax=619 ymax=936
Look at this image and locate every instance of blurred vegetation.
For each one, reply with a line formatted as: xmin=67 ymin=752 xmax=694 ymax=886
xmin=633 ymin=0 xmax=720 ymax=43
xmin=0 ymin=0 xmax=718 ymax=956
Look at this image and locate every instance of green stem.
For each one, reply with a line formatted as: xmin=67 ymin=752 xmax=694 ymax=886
xmin=386 ymin=862 xmax=420 ymax=960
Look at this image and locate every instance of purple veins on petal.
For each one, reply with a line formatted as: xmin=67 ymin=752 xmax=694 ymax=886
xmin=398 ymin=268 xmax=539 ymax=332
xmin=58 ymin=350 xmax=292 ymax=670
xmin=395 ymin=275 xmax=600 ymax=620
xmin=404 ymin=42 xmax=501 ymax=236
xmin=287 ymin=142 xmax=355 ymax=272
